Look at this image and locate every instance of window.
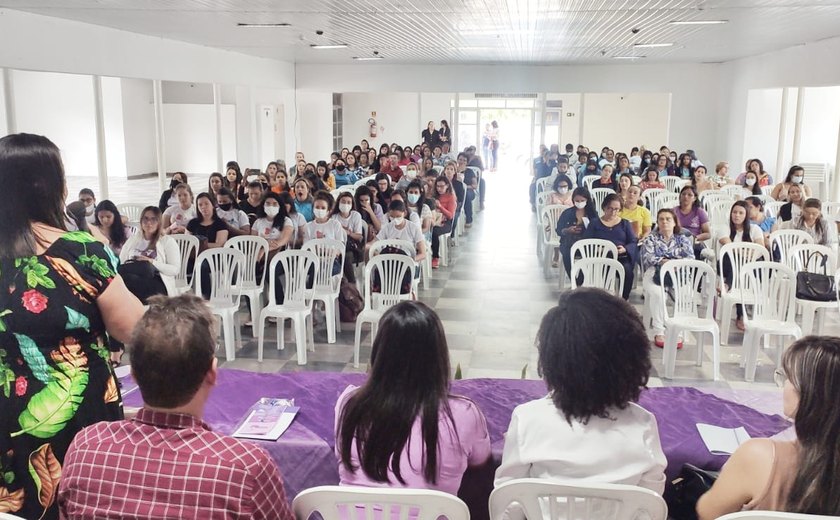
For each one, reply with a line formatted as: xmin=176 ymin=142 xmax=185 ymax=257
xmin=332 ymin=93 xmax=343 ymax=151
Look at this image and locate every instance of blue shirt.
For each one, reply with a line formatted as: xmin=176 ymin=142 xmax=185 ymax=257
xmin=757 ymin=216 xmax=776 ymax=233
xmin=295 ymin=199 xmax=314 ymax=222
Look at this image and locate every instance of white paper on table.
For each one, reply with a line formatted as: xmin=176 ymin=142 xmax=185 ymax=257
xmin=114 ymin=365 xmax=132 ymax=379
xmin=696 ymin=423 xmax=752 ymax=455
xmin=232 ymin=399 xmax=298 ymax=441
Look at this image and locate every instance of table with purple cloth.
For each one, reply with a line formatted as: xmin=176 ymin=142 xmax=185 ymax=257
xmin=122 ymin=370 xmax=790 ymax=519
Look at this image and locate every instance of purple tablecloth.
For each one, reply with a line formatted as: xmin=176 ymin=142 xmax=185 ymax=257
xmin=122 ymin=370 xmax=790 ymax=519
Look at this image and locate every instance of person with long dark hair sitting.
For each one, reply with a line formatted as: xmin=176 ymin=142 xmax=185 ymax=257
xmin=335 ymin=301 xmax=490 ymax=493
xmin=118 ymin=206 xmax=180 ymax=303
xmin=698 ymin=336 xmax=840 ymax=518
xmin=495 ymin=288 xmax=666 ymax=492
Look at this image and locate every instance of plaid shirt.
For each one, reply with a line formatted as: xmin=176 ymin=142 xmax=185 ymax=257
xmin=58 ymin=408 xmax=294 ymax=520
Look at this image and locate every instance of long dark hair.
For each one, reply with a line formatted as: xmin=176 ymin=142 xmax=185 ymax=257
xmin=728 ymin=200 xmax=752 ymax=242
xmin=0 ymin=134 xmax=68 ymax=258
xmin=338 ymin=301 xmax=454 ymax=484
xmin=785 ymin=165 xmax=805 ymax=184
xmin=571 ymin=187 xmax=598 ymax=220
xmin=783 ymin=336 xmax=840 ymax=515
xmin=140 ymin=206 xmax=163 ymax=251
xmin=406 ymin=179 xmax=427 ymax=216
xmin=799 ymin=198 xmax=825 ymax=239
xmin=354 ymin=186 xmax=378 ymax=225
xmin=260 ymin=192 xmax=289 ymax=231
xmin=679 ymin=185 xmax=701 ymax=210
xmin=94 ymin=200 xmax=127 ymax=248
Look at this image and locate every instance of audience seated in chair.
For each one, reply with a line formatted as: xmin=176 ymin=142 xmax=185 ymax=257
xmin=582 ymin=193 xmax=639 ymax=300
xmin=336 ymin=301 xmax=491 ymax=494
xmin=697 ymin=336 xmax=840 ymax=519
xmin=162 ymin=183 xmax=196 ymax=234
xmin=119 ymin=206 xmax=180 ymax=303
xmin=495 ymin=288 xmax=666 ymax=493
xmin=58 ymin=294 xmax=295 ymax=520
xmin=780 ymin=198 xmax=837 ymax=247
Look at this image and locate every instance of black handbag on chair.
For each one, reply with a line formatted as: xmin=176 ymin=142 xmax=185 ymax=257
xmin=795 ymin=251 xmax=836 ymax=302
xmin=663 ymin=464 xmax=719 ymax=520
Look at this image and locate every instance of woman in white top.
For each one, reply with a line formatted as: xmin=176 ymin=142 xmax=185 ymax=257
xmin=278 ymin=191 xmax=306 ymax=248
xmin=406 ymin=181 xmax=433 ymax=241
xmin=215 ymin=187 xmax=251 ymax=236
xmin=161 ymin=183 xmax=195 ymax=234
xmin=718 ymin=201 xmax=765 ymax=331
xmin=304 ymin=192 xmax=346 ymax=244
xmin=251 ymin=192 xmax=294 ymax=256
xmin=118 ymin=206 xmax=180 ymax=302
xmin=780 ymin=198 xmax=838 ymax=247
xmin=495 ymin=288 xmax=667 ymax=494
xmin=330 ymin=191 xmax=364 ymax=282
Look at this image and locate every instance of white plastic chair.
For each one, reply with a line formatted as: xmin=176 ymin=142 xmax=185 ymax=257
xmin=541 ymin=205 xmax=567 ymax=276
xmin=194 ymin=248 xmax=244 ymax=361
xmin=631 ymin=175 xmax=642 ymax=185
xmin=741 ymin=261 xmax=802 ymax=382
xmin=769 ymin=229 xmax=813 ymax=268
xmin=720 ymin=184 xmax=744 ymax=199
xmin=707 ymin=199 xmax=734 ymax=230
xmin=662 ymin=176 xmax=683 ymax=193
xmin=370 ymin=239 xmax=420 ymax=297
xmin=641 ymin=188 xmax=665 ymax=211
xmin=116 ymin=202 xmax=146 ymax=226
xmin=659 ymin=260 xmax=721 ymax=380
xmin=700 ymin=191 xmax=733 ymax=214
xmin=582 ymin=175 xmax=600 ymax=192
xmin=293 ymin=485 xmax=469 ymax=520
xmin=790 ymin=244 xmax=838 ymax=335
xmin=225 ymin=235 xmax=269 ymax=325
xmin=353 ymin=254 xmax=415 ymax=367
xmin=302 ymin=239 xmax=345 ymax=344
xmin=590 ymin=188 xmax=615 ymax=217
xmin=536 ymin=175 xmax=554 ymax=196
xmin=765 ymin=200 xmax=785 ymax=218
xmin=717 ymin=242 xmax=770 ymax=345
xmin=535 ymin=191 xmax=554 ymax=256
xmin=717 ymin=512 xmax=831 ymax=520
xmin=570 ymin=239 xmax=618 ymax=263
xmin=169 ymin=234 xmax=198 ymax=295
xmin=652 ymin=192 xmax=680 ymax=217
xmin=761 ymin=185 xmax=776 ymax=199
xmin=489 ymin=479 xmax=667 ymax=520
xmin=571 ymin=257 xmax=625 ymax=297
xmin=258 ymin=250 xmax=317 ymax=364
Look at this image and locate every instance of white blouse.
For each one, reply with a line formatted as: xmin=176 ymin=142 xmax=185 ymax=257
xmin=495 ymin=396 xmax=667 ymax=494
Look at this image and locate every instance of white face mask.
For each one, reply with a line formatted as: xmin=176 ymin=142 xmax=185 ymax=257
xmin=558 ymin=188 xmax=569 ymax=195
xmin=264 ymin=205 xmax=280 ymax=217
xmin=405 ymin=169 xmax=417 ymax=179
xmin=392 ymin=216 xmax=405 ymax=226
xmin=313 ymin=208 xmax=328 ymax=219
xmin=745 ymin=178 xmax=757 ymax=187
xmin=85 ymin=205 xmax=95 ymax=216
xmin=792 ymin=175 xmax=804 ymax=184
xmin=339 ymin=203 xmax=352 ymax=214
xmin=574 ymin=201 xmax=587 ymax=209
xmin=407 ymin=193 xmax=420 ymax=204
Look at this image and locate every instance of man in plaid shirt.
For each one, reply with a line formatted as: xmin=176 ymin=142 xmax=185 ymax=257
xmin=58 ymin=294 xmax=294 ymax=520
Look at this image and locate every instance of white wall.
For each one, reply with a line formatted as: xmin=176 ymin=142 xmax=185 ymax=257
xmin=120 ymin=78 xmax=157 ymax=176
xmin=420 ymin=93 xmax=454 ymax=133
xmin=297 ymin=63 xmax=721 ymax=161
xmin=799 ymin=86 xmax=840 ymax=166
xmin=163 ymin=104 xmax=236 ymax=174
xmin=743 ymin=88 xmax=783 ymax=174
xmin=581 ymin=93 xmax=670 ymax=154
xmin=296 ymin=91 xmax=333 ymax=162
xmin=12 ymin=70 xmax=97 ymax=177
xmin=343 ymin=92 xmax=419 ymax=148
xmin=101 ymin=76 xmax=127 ymax=178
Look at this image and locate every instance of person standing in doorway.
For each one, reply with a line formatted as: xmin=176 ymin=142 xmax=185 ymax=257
xmin=488 ymin=120 xmax=500 ymax=172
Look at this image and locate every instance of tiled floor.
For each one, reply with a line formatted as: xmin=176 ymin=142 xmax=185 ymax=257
xmin=72 ymin=172 xmax=836 ymax=391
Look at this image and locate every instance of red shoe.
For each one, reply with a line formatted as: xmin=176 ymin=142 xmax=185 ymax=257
xmin=654 ymin=335 xmax=683 ymax=349
xmin=432 ymin=258 xmax=440 ymax=269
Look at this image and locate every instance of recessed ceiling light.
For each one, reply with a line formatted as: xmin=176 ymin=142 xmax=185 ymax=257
xmin=237 ymin=23 xmax=291 ymax=28
xmin=310 ymin=44 xmax=349 ymax=49
xmin=669 ymin=20 xmax=728 ymax=25
xmin=613 ymin=56 xmax=645 ymax=60
xmin=353 ymin=56 xmax=384 ymax=61
xmin=633 ymin=43 xmax=674 ymax=48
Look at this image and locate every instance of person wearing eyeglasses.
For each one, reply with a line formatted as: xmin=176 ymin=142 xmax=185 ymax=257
xmin=582 ymin=193 xmax=639 ymax=300
xmin=118 ymin=206 xmax=181 ymax=304
xmin=697 ymin=336 xmax=840 ymax=518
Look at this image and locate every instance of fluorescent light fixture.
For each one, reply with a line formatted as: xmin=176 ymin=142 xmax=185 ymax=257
xmin=353 ymin=56 xmax=384 ymax=61
xmin=310 ymin=44 xmax=349 ymax=49
xmin=669 ymin=20 xmax=728 ymax=25
xmin=613 ymin=56 xmax=645 ymax=60
xmin=633 ymin=42 xmax=674 ymax=48
xmin=237 ymin=23 xmax=290 ymax=27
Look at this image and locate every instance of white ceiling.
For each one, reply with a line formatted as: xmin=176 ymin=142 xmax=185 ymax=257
xmin=5 ymin=0 xmax=840 ymax=65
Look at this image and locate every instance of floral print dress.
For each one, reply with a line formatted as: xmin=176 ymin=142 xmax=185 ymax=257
xmin=0 ymin=232 xmax=123 ymax=519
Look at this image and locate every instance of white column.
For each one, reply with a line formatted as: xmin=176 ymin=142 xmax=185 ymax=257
xmin=776 ymin=88 xmax=789 ymax=176
xmin=3 ymin=68 xmax=16 ymax=134
xmin=92 ymin=76 xmax=109 ymax=200
xmin=579 ymin=93 xmax=586 ymax=145
xmin=792 ymin=88 xmax=805 ymax=164
xmin=539 ymin=93 xmax=547 ymax=146
xmin=453 ymin=93 xmax=460 ymax=151
xmin=153 ymin=79 xmax=167 ymax=192
xmin=213 ymin=83 xmax=223 ymax=172
xmin=833 ymin=121 xmax=840 ymax=201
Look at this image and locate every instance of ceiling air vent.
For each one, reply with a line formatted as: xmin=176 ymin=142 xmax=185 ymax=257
xmin=474 ymin=93 xmax=538 ymax=99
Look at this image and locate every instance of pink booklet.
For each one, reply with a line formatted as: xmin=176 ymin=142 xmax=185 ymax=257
xmin=232 ymin=398 xmax=299 ymax=441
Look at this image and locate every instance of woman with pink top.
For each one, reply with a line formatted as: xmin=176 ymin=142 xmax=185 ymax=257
xmin=335 ymin=301 xmax=491 ymax=494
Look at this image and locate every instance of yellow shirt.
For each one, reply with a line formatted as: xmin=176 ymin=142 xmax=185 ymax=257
xmin=620 ymin=205 xmax=652 ymax=236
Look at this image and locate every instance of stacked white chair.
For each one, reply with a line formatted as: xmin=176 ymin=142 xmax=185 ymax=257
xmin=717 ymin=242 xmax=769 ymax=345
xmin=790 ymin=244 xmax=838 ymax=335
xmin=116 ymin=202 xmax=146 ymax=227
xmin=659 ymin=260 xmax=721 ymax=380
xmin=225 ymin=236 xmax=269 ymax=326
xmin=302 ymin=239 xmax=345 ymax=344
xmin=590 ymin=188 xmax=615 ymax=217
xmin=571 ymin=257 xmax=625 ymax=297
xmin=169 ymin=234 xmax=199 ymax=295
xmin=741 ymin=261 xmax=802 ymax=382
xmin=293 ymin=485 xmax=469 ymax=520
xmin=489 ymin=479 xmax=667 ymax=520
xmin=769 ymin=229 xmax=813 ymax=269
xmin=540 ymin=205 xmax=567 ymax=277
xmin=353 ymin=255 xmax=415 ymax=367
xmin=194 ymin=248 xmax=244 ymax=361
xmin=258 ymin=250 xmax=317 ymax=364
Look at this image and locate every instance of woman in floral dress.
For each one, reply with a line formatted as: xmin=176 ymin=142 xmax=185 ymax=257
xmin=0 ymin=133 xmax=144 ymax=519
